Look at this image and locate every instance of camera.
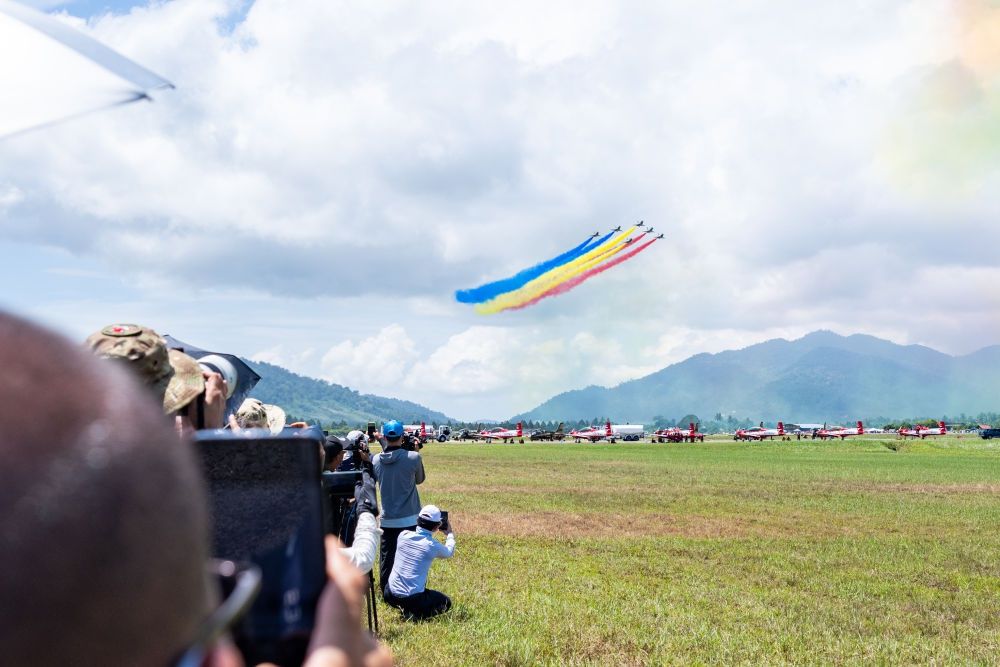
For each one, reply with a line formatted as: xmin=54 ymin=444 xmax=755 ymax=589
xmin=401 ymin=433 xmax=423 ymax=452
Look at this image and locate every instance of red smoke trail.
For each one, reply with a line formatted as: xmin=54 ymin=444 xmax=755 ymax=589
xmin=507 ymin=235 xmax=658 ymax=312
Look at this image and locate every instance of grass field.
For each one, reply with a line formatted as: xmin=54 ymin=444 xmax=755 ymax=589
xmin=376 ymin=436 xmax=1000 ymax=665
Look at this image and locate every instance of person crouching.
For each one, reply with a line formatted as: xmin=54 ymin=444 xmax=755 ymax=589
xmin=383 ymin=504 xmax=455 ymax=621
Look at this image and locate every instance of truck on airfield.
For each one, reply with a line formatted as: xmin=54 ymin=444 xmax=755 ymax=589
xmin=610 ymin=424 xmax=645 ymax=441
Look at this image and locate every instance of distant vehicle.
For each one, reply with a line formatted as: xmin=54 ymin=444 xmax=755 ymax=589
xmin=979 ymin=427 xmax=1000 ymax=440
xmin=530 ymin=423 xmax=566 ymax=441
xmin=436 ymin=426 xmax=452 ymax=442
xmin=454 ymin=427 xmax=483 ymax=441
xmin=404 ymin=423 xmax=433 ymax=441
xmin=816 ymin=421 xmax=865 ymax=440
xmin=481 ymin=422 xmax=524 ymax=443
xmin=736 ymin=422 xmax=785 ymax=441
xmin=898 ymin=421 xmax=948 ymax=438
xmin=610 ymin=424 xmax=644 ymax=442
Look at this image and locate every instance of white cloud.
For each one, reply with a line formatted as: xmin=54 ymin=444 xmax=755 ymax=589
xmin=320 ymin=324 xmax=418 ymax=390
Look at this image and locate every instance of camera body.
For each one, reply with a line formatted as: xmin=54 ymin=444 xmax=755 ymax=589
xmin=401 ymin=433 xmax=424 ymax=452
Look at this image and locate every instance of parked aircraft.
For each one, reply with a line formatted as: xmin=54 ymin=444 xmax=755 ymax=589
xmin=735 ymin=422 xmax=785 ymax=441
xmin=481 ymin=422 xmax=524 ymax=443
xmin=570 ymin=421 xmax=612 ymax=442
xmin=898 ymin=421 xmax=948 ymax=438
xmin=654 ymin=423 xmax=703 ymax=443
xmin=529 ymin=423 xmax=565 ymax=441
xmin=813 ymin=421 xmax=865 ymax=439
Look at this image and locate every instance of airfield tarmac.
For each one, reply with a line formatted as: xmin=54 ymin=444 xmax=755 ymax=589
xmin=379 ymin=436 xmax=1000 ymax=665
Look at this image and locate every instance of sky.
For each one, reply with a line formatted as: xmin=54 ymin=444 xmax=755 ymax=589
xmin=1 ymin=0 xmax=999 ymax=420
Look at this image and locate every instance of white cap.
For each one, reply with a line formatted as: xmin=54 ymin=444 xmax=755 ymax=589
xmin=346 ymin=429 xmax=368 ymax=444
xmin=418 ymin=504 xmax=442 ymax=523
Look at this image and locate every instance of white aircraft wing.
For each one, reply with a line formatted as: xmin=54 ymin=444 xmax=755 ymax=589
xmin=0 ymin=0 xmax=172 ymax=139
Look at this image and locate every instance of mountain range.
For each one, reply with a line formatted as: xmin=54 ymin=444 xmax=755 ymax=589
xmin=513 ymin=331 xmax=1000 ymax=423
xmin=245 ymin=359 xmax=451 ymax=425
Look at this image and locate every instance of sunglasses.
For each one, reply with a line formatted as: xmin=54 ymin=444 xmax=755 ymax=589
xmin=173 ymin=560 xmax=262 ymax=667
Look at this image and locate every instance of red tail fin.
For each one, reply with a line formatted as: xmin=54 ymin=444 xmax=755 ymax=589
xmin=421 ymin=422 xmax=427 ymax=438
xmin=517 ymin=422 xmax=523 ymax=437
xmin=778 ymin=421 xmax=784 ymax=435
xmin=939 ymin=421 xmax=946 ymax=431
xmin=606 ymin=420 xmax=612 ymax=437
xmin=857 ymin=421 xmax=863 ymax=433
xmin=690 ymin=422 xmax=696 ymax=434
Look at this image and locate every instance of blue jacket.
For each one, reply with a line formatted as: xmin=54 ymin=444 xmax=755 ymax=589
xmin=372 ymin=447 xmax=425 ymax=528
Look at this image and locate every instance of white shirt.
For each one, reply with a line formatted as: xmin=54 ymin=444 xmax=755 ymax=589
xmin=387 ymin=527 xmax=455 ymax=597
xmin=339 ymin=511 xmax=381 ymax=574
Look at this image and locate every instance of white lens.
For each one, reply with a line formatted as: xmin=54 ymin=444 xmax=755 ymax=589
xmin=198 ymin=354 xmax=238 ymax=399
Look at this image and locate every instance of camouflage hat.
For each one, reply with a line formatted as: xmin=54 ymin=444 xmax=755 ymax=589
xmin=236 ymin=398 xmax=287 ymax=434
xmin=85 ymin=323 xmax=205 ymax=414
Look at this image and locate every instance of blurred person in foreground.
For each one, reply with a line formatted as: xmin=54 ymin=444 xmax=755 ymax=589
xmin=383 ymin=505 xmax=455 ymax=621
xmin=371 ymin=420 xmax=425 ymax=594
xmin=1 ymin=311 xmax=390 ymax=667
xmin=85 ymin=323 xmax=228 ymax=435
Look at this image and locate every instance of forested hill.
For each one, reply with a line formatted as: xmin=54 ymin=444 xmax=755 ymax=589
xmin=514 ymin=331 xmax=1000 ymax=424
xmin=244 ymin=359 xmax=451 ymax=426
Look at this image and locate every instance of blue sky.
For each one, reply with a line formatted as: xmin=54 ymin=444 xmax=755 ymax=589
xmin=2 ymin=0 xmax=999 ymax=420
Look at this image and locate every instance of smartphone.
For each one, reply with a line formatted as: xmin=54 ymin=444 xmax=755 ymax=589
xmin=367 ymin=422 xmax=377 ymax=439
xmin=195 ymin=427 xmax=327 ymax=664
xmin=440 ymin=510 xmax=450 ymax=532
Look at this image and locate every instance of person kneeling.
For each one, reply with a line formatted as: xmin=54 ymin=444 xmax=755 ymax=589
xmin=383 ymin=505 xmax=455 ymax=621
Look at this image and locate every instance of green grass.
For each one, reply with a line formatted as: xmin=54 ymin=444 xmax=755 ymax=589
xmin=376 ymin=437 xmax=1000 ymax=665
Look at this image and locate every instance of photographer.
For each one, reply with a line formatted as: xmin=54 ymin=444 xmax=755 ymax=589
xmin=383 ymin=505 xmax=455 ymax=621
xmin=85 ymin=323 xmax=228 ymax=434
xmin=326 ymin=434 xmax=382 ymax=575
xmin=371 ymin=420 xmax=425 ymax=594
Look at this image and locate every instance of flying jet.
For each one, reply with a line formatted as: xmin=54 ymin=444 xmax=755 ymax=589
xmin=636 ymin=221 xmax=645 ymax=227
xmin=480 ymin=422 xmax=524 ymax=443
xmin=589 ymin=232 xmax=600 ymax=239
xmin=529 ymin=423 xmax=565 ymax=441
xmin=898 ymin=421 xmax=948 ymax=438
xmin=611 ymin=226 xmax=622 ymax=232
xmin=655 ymin=234 xmax=664 ymax=239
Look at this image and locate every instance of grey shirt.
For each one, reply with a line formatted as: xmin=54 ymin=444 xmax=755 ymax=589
xmin=372 ymin=447 xmax=425 ymax=528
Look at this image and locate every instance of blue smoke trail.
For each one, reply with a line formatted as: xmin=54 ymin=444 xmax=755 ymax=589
xmin=455 ymin=230 xmax=616 ymax=304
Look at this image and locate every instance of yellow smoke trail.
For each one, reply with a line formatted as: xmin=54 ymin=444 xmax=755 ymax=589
xmin=475 ymin=226 xmax=636 ymax=314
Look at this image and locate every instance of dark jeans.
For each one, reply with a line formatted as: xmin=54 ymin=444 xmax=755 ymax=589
xmin=383 ymin=588 xmax=452 ymax=621
xmin=379 ymin=525 xmax=415 ymax=593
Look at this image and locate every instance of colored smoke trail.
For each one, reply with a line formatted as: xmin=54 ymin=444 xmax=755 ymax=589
xmin=474 ymin=226 xmax=636 ymax=314
xmin=455 ymin=230 xmax=614 ymax=304
xmin=505 ymin=236 xmax=659 ymax=312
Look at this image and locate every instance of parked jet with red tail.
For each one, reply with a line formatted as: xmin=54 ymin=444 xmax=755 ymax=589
xmin=570 ymin=421 xmax=613 ymax=442
xmin=735 ymin=422 xmax=785 ymax=441
xmin=481 ymin=422 xmax=524 ymax=443
xmin=814 ymin=421 xmax=865 ymax=440
xmin=654 ymin=422 xmax=704 ymax=443
xmin=898 ymin=421 xmax=947 ymax=438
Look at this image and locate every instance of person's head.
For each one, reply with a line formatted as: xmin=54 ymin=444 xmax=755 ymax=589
xmin=382 ymin=419 xmax=404 ymax=446
xmin=0 ymin=312 xmax=229 ymax=666
xmin=85 ymin=323 xmax=205 ymax=416
xmin=324 ymin=435 xmax=345 ymax=471
xmin=234 ymin=398 xmax=286 ymax=434
xmin=417 ymin=504 xmax=443 ymax=531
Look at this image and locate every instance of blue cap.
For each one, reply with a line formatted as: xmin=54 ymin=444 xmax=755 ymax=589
xmin=382 ymin=420 xmax=404 ymax=439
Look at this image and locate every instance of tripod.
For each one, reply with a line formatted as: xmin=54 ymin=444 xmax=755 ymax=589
xmin=339 ymin=501 xmax=380 ymax=636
